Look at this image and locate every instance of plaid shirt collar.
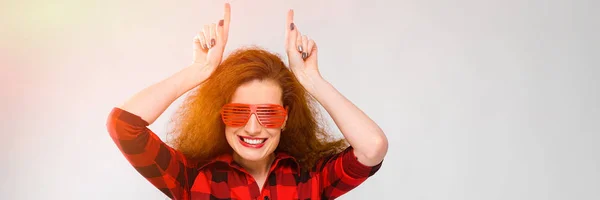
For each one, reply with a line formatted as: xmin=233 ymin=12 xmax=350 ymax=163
xmin=197 ymin=151 xmax=301 ymax=174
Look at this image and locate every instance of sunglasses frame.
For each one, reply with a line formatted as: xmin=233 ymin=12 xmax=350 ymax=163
xmin=220 ymin=103 xmax=288 ymax=128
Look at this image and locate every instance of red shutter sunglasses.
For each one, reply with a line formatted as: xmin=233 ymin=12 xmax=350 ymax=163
xmin=220 ymin=103 xmax=288 ymax=128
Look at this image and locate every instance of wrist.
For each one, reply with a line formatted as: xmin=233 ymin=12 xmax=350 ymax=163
xmin=189 ymin=62 xmax=215 ymax=80
xmin=300 ymin=71 xmax=326 ymax=95
xmin=173 ymin=64 xmax=211 ymax=98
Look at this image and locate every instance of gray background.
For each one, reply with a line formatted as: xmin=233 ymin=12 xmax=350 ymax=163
xmin=1 ymin=0 xmax=599 ymax=199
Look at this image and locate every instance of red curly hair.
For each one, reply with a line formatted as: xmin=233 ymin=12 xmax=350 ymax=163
xmin=167 ymin=46 xmax=347 ymax=169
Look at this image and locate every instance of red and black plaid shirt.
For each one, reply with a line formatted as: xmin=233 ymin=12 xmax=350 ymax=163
xmin=106 ymin=107 xmax=382 ymax=200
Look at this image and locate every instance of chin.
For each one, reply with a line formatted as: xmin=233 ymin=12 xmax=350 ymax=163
xmin=236 ymin=151 xmax=269 ymax=161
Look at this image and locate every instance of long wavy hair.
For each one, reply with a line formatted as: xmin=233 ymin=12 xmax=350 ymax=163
xmin=167 ymin=46 xmax=347 ymax=169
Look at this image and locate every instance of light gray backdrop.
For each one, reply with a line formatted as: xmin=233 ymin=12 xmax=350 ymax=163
xmin=1 ymin=0 xmax=598 ymax=199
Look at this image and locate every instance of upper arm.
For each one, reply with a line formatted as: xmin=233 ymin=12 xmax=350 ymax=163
xmin=106 ymin=107 xmax=198 ymax=200
xmin=316 ymin=146 xmax=383 ymax=199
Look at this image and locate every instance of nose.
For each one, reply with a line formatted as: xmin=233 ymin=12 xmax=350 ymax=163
xmin=244 ymin=114 xmax=262 ymax=135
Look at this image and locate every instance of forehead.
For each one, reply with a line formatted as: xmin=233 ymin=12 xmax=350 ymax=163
xmin=230 ymin=79 xmax=283 ymax=105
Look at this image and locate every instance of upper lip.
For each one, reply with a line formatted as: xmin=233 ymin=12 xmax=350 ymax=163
xmin=239 ymin=135 xmax=267 ymax=139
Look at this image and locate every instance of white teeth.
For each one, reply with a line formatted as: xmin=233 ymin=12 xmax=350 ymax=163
xmin=242 ymin=138 xmax=265 ymax=145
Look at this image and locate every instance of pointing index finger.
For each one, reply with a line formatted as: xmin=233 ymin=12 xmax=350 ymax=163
xmin=223 ymin=3 xmax=231 ymax=41
xmin=286 ymin=9 xmax=294 ymax=32
xmin=285 ymin=9 xmax=296 ymax=51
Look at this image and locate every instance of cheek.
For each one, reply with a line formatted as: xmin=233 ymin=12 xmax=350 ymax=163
xmin=267 ymin=129 xmax=282 ymax=139
xmin=225 ymin=127 xmax=238 ymax=137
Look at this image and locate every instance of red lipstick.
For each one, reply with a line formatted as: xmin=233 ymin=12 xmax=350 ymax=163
xmin=238 ymin=136 xmax=267 ymax=148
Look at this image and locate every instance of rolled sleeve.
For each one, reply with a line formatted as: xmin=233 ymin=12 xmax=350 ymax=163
xmin=106 ymin=107 xmax=197 ymax=200
xmin=318 ymin=146 xmax=383 ymax=198
xmin=341 ymin=146 xmax=383 ymax=179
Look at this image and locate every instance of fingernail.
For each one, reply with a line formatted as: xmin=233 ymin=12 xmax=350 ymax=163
xmin=302 ymin=52 xmax=307 ymax=59
xmin=297 ymin=45 xmax=303 ymax=52
xmin=219 ymin=19 xmax=224 ymax=26
xmin=211 ymin=39 xmax=216 ymax=47
xmin=290 ymin=23 xmax=295 ymax=30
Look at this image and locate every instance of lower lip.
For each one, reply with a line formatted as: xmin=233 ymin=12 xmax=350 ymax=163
xmin=239 ymin=137 xmax=267 ymax=148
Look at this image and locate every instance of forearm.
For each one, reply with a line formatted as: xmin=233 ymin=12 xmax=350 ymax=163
xmin=307 ymin=77 xmax=388 ymax=166
xmin=119 ymin=63 xmax=211 ymax=125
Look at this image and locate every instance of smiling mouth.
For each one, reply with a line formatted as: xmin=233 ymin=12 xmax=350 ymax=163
xmin=239 ymin=136 xmax=267 ymax=145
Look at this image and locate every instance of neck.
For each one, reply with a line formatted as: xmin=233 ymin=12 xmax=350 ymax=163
xmin=233 ymin=153 xmax=276 ymax=176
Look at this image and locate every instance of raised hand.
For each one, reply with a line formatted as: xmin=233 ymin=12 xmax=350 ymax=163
xmin=192 ymin=3 xmax=231 ymax=74
xmin=285 ymin=9 xmax=322 ymax=89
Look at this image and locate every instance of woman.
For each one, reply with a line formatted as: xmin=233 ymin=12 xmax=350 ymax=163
xmin=106 ymin=3 xmax=388 ymax=200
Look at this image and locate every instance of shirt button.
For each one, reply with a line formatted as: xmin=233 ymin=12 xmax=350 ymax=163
xmin=264 ymin=196 xmax=269 ymax=200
